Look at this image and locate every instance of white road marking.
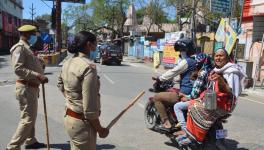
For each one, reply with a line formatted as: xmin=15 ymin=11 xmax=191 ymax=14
xmin=103 ymin=74 xmax=115 ymax=84
xmin=0 ymin=84 xmax=13 ymax=88
xmin=129 ymin=63 xmax=156 ymax=71
xmin=240 ymin=97 xmax=264 ymax=105
xmin=129 ymin=63 xmax=139 ymax=67
xmin=137 ymin=102 xmax=145 ymax=109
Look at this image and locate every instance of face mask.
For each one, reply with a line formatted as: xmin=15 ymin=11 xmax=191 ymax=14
xmin=28 ymin=35 xmax=37 ymax=46
xmin=89 ymin=51 xmax=96 ymax=60
xmin=180 ymin=51 xmax=187 ymax=58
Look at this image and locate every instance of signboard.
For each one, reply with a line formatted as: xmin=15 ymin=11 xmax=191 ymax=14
xmin=162 ymin=46 xmax=180 ymax=65
xmin=41 ymin=33 xmax=52 ymax=44
xmin=153 ymin=51 xmax=160 ymax=68
xmin=165 ymin=31 xmax=186 ymax=46
xmin=230 ymin=18 xmax=238 ymax=32
xmin=157 ymin=38 xmax=165 ymax=51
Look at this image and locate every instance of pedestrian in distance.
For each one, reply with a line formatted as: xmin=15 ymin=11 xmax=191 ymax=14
xmin=57 ymin=31 xmax=109 ymax=150
xmin=6 ymin=25 xmax=48 ymax=150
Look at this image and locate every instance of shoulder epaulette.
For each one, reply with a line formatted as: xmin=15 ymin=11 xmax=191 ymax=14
xmin=79 ymin=57 xmax=96 ymax=70
xmin=10 ymin=43 xmax=24 ymax=53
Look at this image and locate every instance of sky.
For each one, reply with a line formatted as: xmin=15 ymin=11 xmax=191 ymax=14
xmin=23 ymin=0 xmax=91 ymax=19
xmin=23 ymin=0 xmax=175 ymax=20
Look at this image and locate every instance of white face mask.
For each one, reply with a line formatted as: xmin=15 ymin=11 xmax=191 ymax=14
xmin=180 ymin=51 xmax=187 ymax=58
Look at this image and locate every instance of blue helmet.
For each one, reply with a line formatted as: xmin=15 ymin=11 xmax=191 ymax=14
xmin=195 ymin=53 xmax=214 ymax=71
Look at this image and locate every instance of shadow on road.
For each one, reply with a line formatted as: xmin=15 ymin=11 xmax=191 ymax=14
xmin=225 ymin=139 xmax=249 ymax=150
xmin=97 ymin=144 xmax=116 ymax=149
xmin=0 ymin=56 xmax=9 ymax=69
xmin=164 ymin=139 xmax=258 ymax=150
xmin=225 ymin=139 xmax=264 ymax=150
xmin=49 ymin=143 xmax=115 ymax=150
xmin=49 ymin=143 xmax=70 ymax=150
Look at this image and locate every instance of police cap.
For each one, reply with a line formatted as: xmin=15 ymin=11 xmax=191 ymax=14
xmin=18 ymin=25 xmax=37 ymax=32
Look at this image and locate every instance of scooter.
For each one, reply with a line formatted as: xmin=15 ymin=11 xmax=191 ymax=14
xmin=144 ymin=78 xmax=229 ymax=150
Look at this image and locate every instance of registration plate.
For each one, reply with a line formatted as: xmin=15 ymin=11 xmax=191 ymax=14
xmin=216 ymin=129 xmax=227 ymax=139
xmin=111 ymin=54 xmax=117 ymax=56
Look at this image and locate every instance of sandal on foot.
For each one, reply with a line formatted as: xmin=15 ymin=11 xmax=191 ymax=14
xmin=175 ymin=134 xmax=192 ymax=146
xmin=173 ymin=130 xmax=186 ymax=137
xmin=163 ymin=120 xmax=172 ymax=129
xmin=178 ymin=137 xmax=192 ymax=146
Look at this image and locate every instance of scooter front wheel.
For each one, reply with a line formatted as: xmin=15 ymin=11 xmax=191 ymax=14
xmin=144 ymin=101 xmax=158 ymax=130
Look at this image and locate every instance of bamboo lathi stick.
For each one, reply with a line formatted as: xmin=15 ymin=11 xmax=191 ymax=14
xmin=107 ymin=91 xmax=145 ymax=129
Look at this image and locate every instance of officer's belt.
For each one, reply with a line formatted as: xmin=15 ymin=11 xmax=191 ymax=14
xmin=17 ymin=80 xmax=39 ymax=88
xmin=66 ymin=108 xmax=85 ymax=120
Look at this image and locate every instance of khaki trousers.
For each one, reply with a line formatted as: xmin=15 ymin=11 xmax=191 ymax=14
xmin=154 ymin=91 xmax=179 ymax=122
xmin=7 ymin=83 xmax=39 ymax=150
xmin=64 ymin=115 xmax=97 ymax=150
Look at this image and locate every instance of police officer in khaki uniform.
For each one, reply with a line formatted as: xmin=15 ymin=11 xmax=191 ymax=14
xmin=7 ymin=25 xmax=48 ymax=150
xmin=57 ymin=31 xmax=109 ymax=150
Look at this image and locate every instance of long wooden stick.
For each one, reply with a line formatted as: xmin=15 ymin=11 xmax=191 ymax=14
xmin=107 ymin=91 xmax=145 ymax=129
xmin=42 ymin=84 xmax=50 ymax=150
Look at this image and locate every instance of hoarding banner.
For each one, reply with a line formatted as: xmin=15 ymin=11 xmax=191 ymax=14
xmin=215 ymin=18 xmax=226 ymax=42
xmin=162 ymin=46 xmax=180 ymax=64
xmin=215 ymin=18 xmax=237 ymax=55
xmin=225 ymin=23 xmax=237 ymax=55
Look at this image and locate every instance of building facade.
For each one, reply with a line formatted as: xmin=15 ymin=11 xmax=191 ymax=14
xmin=205 ymin=0 xmax=231 ymax=16
xmin=0 ymin=0 xmax=23 ymax=54
xmin=239 ymin=0 xmax=264 ymax=83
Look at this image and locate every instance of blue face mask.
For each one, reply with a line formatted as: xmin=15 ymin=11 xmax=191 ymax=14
xmin=28 ymin=35 xmax=37 ymax=46
xmin=180 ymin=51 xmax=187 ymax=58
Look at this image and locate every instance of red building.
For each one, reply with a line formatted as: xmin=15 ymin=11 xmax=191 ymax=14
xmin=0 ymin=0 xmax=23 ymax=54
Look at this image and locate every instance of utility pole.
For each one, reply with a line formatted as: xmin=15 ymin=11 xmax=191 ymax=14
xmin=191 ymin=0 xmax=196 ymax=45
xmin=29 ymin=3 xmax=36 ymax=25
xmin=234 ymin=0 xmax=244 ymax=63
xmin=56 ymin=0 xmax=61 ymax=52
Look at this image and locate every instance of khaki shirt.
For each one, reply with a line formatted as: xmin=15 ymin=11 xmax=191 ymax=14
xmin=58 ymin=52 xmax=100 ymax=120
xmin=10 ymin=39 xmax=44 ymax=84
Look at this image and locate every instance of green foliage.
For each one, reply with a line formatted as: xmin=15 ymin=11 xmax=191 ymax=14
xmin=136 ymin=7 xmax=145 ymax=24
xmin=63 ymin=0 xmax=129 ymax=36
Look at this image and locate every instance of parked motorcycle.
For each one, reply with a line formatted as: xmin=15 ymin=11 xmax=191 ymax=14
xmin=144 ymin=78 xmax=229 ymax=150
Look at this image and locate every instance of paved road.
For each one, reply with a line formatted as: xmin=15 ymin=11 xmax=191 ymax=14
xmin=1 ymin=55 xmax=264 ymax=150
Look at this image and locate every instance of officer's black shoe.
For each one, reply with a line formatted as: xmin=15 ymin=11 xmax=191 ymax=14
xmin=25 ymin=142 xmax=47 ymax=149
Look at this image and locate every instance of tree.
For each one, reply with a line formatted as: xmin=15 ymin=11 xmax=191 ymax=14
xmin=165 ymin=0 xmax=193 ymax=30
xmin=136 ymin=7 xmax=145 ymax=25
xmin=63 ymin=4 xmax=93 ymax=32
xmin=35 ymin=13 xmax=51 ymax=22
xmin=90 ymin=0 xmax=129 ymax=39
xmin=136 ymin=0 xmax=169 ymax=35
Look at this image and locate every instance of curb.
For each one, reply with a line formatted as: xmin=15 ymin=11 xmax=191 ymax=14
xmin=243 ymin=88 xmax=264 ymax=97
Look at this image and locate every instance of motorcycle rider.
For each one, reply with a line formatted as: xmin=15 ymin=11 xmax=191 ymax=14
xmin=173 ymin=53 xmax=214 ymax=137
xmin=153 ymin=37 xmax=197 ymax=129
xmin=176 ymin=48 xmax=246 ymax=146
